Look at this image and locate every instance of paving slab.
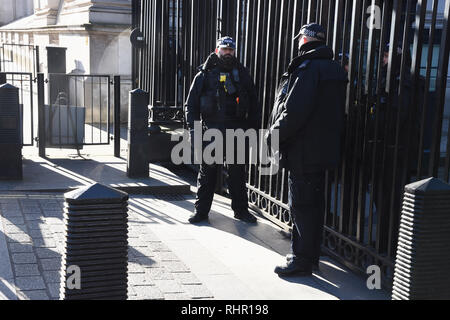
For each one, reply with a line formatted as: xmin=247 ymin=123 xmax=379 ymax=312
xmin=12 ymin=253 xmax=37 ymax=264
xmin=0 ymin=217 xmax=17 ymax=300
xmin=15 ymin=276 xmax=46 ymax=291
xmin=0 ymin=155 xmax=190 ymax=195
xmin=17 ymin=290 xmax=50 ymax=300
xmin=14 ymin=264 xmax=40 ymax=277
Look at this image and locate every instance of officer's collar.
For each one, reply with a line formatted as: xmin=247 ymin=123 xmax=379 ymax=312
xmin=288 ymin=42 xmax=333 ymax=74
xmin=298 ymin=41 xmax=325 ymax=56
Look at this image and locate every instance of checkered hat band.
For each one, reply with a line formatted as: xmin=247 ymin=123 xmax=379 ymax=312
xmin=218 ymin=40 xmax=235 ymax=48
xmin=301 ymin=29 xmax=325 ymax=40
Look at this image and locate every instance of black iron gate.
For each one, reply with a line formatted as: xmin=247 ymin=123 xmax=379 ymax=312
xmin=40 ymin=73 xmax=123 ymax=158
xmin=0 ymin=42 xmax=40 ymax=147
xmin=0 ymin=42 xmax=122 ymax=156
xmin=133 ymin=0 xmax=450 ymax=288
xmin=0 ymin=43 xmax=39 ymax=77
xmin=45 ymin=74 xmax=112 ymax=149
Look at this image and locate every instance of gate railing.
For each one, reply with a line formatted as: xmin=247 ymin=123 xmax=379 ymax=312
xmin=46 ymin=74 xmax=112 ymax=149
xmin=0 ymin=41 xmax=123 ymax=157
xmin=0 ymin=43 xmax=39 ymax=78
xmin=133 ymin=0 xmax=450 ymax=288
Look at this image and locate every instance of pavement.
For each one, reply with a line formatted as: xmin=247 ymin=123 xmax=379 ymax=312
xmin=0 ymin=143 xmax=390 ymax=300
xmin=0 ymin=155 xmax=190 ymax=195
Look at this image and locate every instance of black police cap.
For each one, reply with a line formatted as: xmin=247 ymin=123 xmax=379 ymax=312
xmin=294 ymin=23 xmax=326 ymax=41
xmin=217 ymin=36 xmax=236 ymax=49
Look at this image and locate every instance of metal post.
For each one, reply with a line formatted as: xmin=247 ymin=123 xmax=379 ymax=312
xmin=429 ymin=0 xmax=450 ymax=178
xmin=131 ymin=0 xmax=140 ymax=90
xmin=0 ymin=72 xmax=6 ymax=85
xmin=0 ymin=83 xmax=22 ymax=180
xmin=35 ymin=45 xmax=40 ymax=75
xmin=114 ymin=76 xmax=121 ymax=158
xmin=127 ymin=88 xmax=149 ymax=178
xmin=37 ymin=73 xmax=46 ymax=158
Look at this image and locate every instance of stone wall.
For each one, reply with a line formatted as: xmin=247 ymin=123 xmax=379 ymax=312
xmin=0 ymin=0 xmax=34 ymax=27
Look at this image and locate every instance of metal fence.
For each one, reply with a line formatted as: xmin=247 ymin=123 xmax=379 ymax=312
xmin=133 ymin=0 xmax=450 ymax=287
xmin=133 ymin=0 xmax=238 ymax=124
xmin=46 ymin=74 xmax=112 ymax=148
xmin=0 ymin=43 xmax=39 ymax=78
xmin=0 ymin=41 xmax=124 ymax=156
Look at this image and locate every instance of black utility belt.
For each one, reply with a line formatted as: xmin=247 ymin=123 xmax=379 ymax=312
xmin=200 ymin=95 xmax=245 ymax=116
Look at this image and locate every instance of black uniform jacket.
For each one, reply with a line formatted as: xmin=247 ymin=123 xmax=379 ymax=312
xmin=185 ymin=53 xmax=260 ymax=131
xmin=266 ymin=43 xmax=348 ymax=173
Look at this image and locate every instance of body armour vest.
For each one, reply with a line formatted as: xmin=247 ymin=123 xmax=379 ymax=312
xmin=199 ymin=67 xmax=249 ymax=122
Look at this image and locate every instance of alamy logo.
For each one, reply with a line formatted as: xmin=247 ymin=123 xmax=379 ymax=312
xmin=66 ymin=265 xmax=81 ymax=290
xmin=366 ymin=265 xmax=381 ymax=290
xmin=366 ymin=4 xmax=382 ymax=30
xmin=171 ymin=121 xmax=280 ymax=175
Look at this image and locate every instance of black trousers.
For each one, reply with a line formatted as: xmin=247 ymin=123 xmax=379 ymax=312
xmin=194 ymin=121 xmax=250 ymax=216
xmin=288 ymin=170 xmax=326 ymax=264
xmin=195 ymin=163 xmax=249 ymax=215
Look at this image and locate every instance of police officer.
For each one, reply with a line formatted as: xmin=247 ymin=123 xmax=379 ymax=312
xmin=266 ymin=23 xmax=348 ymax=276
xmin=185 ymin=36 xmax=260 ymax=224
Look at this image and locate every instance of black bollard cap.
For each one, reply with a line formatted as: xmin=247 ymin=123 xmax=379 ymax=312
xmin=64 ymin=183 xmax=129 ymax=205
xmin=405 ymin=177 xmax=450 ymax=195
xmin=0 ymin=83 xmax=19 ymax=91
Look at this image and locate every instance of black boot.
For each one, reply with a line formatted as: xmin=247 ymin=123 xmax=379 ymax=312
xmin=286 ymin=254 xmax=319 ymax=271
xmin=234 ymin=211 xmax=257 ymax=223
xmin=275 ymin=257 xmax=312 ymax=277
xmin=188 ymin=212 xmax=209 ymax=224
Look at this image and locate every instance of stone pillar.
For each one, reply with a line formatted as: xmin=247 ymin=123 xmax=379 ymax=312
xmin=34 ymin=0 xmax=60 ymax=25
xmin=58 ymin=0 xmax=131 ymax=26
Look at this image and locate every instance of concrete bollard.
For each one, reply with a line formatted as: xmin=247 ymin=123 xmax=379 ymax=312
xmin=392 ymin=177 xmax=450 ymax=300
xmin=59 ymin=183 xmax=129 ymax=300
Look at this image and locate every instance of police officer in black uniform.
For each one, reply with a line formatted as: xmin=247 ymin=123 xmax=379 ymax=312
xmin=185 ymin=36 xmax=261 ymax=224
xmin=266 ymin=23 xmax=348 ymax=276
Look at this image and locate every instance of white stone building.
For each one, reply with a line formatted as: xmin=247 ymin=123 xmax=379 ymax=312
xmin=0 ymin=0 xmax=132 ymax=120
xmin=1 ymin=0 xmax=131 ymax=75
xmin=0 ymin=0 xmax=34 ymax=27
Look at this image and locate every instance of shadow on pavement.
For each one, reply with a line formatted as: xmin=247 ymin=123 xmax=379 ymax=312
xmin=131 ymin=189 xmax=389 ymax=300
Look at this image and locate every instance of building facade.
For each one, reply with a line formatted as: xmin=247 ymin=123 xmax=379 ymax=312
xmin=0 ymin=0 xmax=132 ymax=119
xmin=0 ymin=0 xmax=34 ymax=27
